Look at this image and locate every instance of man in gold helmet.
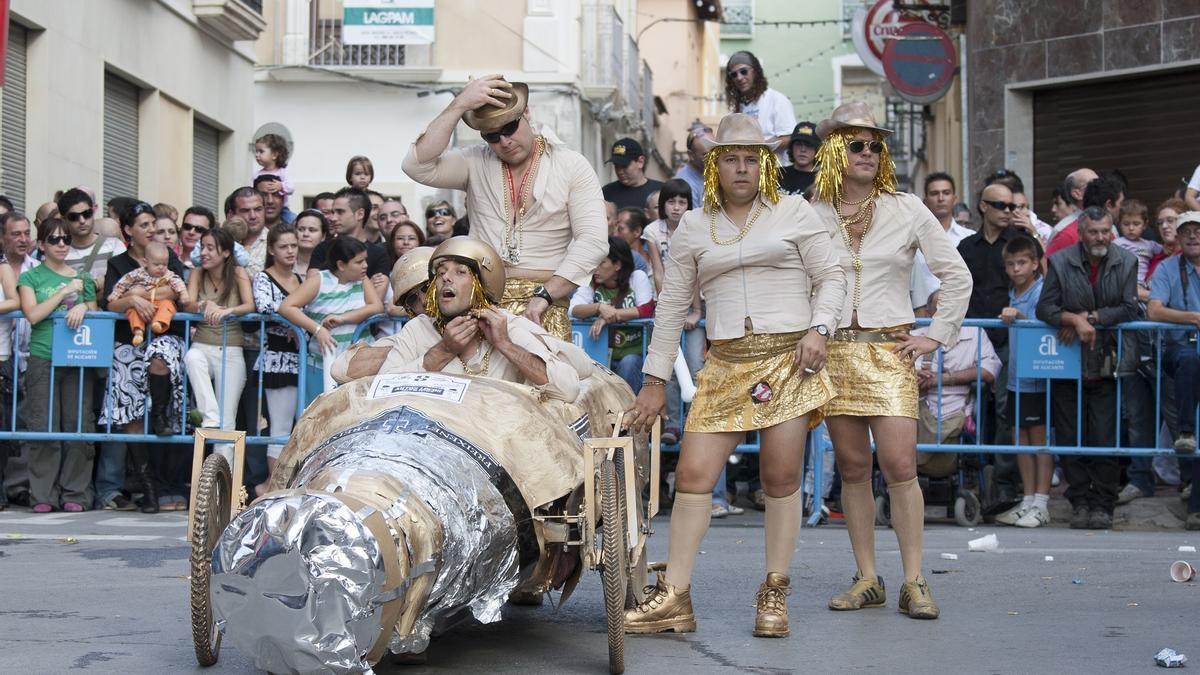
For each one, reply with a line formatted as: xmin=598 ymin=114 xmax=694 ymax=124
xmin=333 ymin=238 xmax=581 ymax=402
xmin=402 ymin=75 xmax=609 ymax=341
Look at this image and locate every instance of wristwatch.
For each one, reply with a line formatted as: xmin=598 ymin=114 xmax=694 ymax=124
xmin=531 ymin=285 xmax=554 ymax=304
xmin=811 ymin=324 xmax=830 ymax=338
xmin=1086 ymin=311 xmax=1098 ymax=325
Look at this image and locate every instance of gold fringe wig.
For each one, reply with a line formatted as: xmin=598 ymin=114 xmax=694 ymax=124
xmin=812 ymin=128 xmax=898 ymax=203
xmin=702 ymin=145 xmax=782 ymax=213
xmin=425 ymin=271 xmax=492 ymax=330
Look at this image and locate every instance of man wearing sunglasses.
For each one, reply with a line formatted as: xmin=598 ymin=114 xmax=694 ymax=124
xmin=59 ymin=188 xmax=126 ymax=293
xmin=724 ymin=51 xmax=795 ymax=164
xmin=403 ymin=75 xmax=607 ymax=340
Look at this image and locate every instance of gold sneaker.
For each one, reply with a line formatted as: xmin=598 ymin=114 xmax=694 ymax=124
xmin=828 ymin=572 xmax=886 ymax=610
xmin=898 ymin=575 xmax=939 ymax=619
xmin=752 ymin=572 xmax=791 ymax=638
xmin=624 ymin=574 xmax=696 ymax=634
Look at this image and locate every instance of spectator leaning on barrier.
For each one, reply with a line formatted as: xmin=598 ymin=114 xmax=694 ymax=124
xmin=1146 ymin=210 xmax=1200 ymax=531
xmin=1036 ymin=205 xmax=1139 ymax=530
xmin=569 ymin=236 xmax=656 ymax=393
xmin=17 ymin=217 xmax=97 ymax=513
xmin=59 ymin=188 xmax=126 ymax=292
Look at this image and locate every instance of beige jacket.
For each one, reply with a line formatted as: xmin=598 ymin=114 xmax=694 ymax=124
xmin=642 ymin=194 xmax=846 ymax=381
xmin=810 ymin=192 xmax=971 ymax=347
xmin=401 ymin=135 xmax=608 ymax=287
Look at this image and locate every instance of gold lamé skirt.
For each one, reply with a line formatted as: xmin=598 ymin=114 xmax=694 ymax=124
xmin=823 ymin=330 xmax=918 ymax=419
xmin=501 ymin=277 xmax=571 ymax=341
xmin=686 ymin=331 xmax=835 ymax=433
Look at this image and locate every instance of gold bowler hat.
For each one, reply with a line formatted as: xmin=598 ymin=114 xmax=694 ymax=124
xmin=700 ymin=113 xmax=781 ymax=152
xmin=462 ymin=80 xmax=529 ymax=132
xmin=428 ymin=237 xmax=507 ymax=303
xmin=390 ymin=246 xmax=435 ymax=299
xmin=816 ymin=101 xmax=893 ymax=140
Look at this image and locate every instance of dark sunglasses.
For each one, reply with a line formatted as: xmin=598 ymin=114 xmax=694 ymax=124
xmin=429 ymin=207 xmax=452 ymax=218
xmin=401 ymin=289 xmax=423 ymax=309
xmin=130 ymin=202 xmax=154 ymax=216
xmin=480 ymin=119 xmax=521 ymax=143
xmin=44 ymin=234 xmax=70 ymax=246
xmin=984 ymin=200 xmax=1019 ymax=212
xmin=728 ymin=67 xmax=753 ymax=78
xmin=847 ymin=140 xmax=885 ymax=155
xmin=181 ymin=222 xmax=208 ymax=234
xmin=66 ymin=208 xmax=94 ymax=222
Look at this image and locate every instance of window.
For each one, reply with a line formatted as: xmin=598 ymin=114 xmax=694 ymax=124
xmin=193 ymin=120 xmax=220 ymax=214
xmin=103 ymin=73 xmax=140 ymax=205
xmin=1 ymin=22 xmax=28 ymax=211
xmin=723 ymin=0 xmax=754 ymax=38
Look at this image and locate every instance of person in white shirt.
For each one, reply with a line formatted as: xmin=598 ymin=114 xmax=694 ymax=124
xmin=724 ymin=51 xmax=796 ymax=164
xmin=59 ymin=189 xmax=127 ymax=292
xmin=910 ymin=172 xmax=973 ymax=309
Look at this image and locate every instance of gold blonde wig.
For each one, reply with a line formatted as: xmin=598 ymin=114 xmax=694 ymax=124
xmin=425 ymin=268 xmax=492 ymax=329
xmin=813 ymin=128 xmax=898 ymax=203
xmin=702 ymin=145 xmax=782 ymax=213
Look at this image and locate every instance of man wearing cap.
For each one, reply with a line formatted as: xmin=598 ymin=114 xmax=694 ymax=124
xmin=1146 ymin=210 xmax=1200 ymax=530
xmin=602 ymin=138 xmax=663 ymax=211
xmin=778 ymin=122 xmax=820 ymax=196
xmin=402 ymin=75 xmax=608 ymax=341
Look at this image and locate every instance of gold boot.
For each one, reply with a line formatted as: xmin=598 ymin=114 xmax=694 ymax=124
xmin=752 ymin=572 xmax=790 ymax=638
xmin=828 ymin=572 xmax=886 ymax=610
xmin=898 ymin=575 xmax=939 ymax=619
xmin=624 ymin=574 xmax=696 ymax=634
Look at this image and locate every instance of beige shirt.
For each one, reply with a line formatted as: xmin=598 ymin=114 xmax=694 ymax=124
xmin=810 ymin=192 xmax=972 ymax=347
xmin=642 ymin=195 xmax=846 ymax=381
xmin=351 ymin=310 xmax=581 ymax=402
xmin=401 ymin=135 xmax=608 ymax=287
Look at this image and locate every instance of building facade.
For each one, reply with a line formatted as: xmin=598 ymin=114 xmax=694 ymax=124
xmin=1 ymin=0 xmax=262 ymax=215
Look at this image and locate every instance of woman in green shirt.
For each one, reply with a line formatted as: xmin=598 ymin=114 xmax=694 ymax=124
xmin=17 ymin=217 xmax=97 ymax=513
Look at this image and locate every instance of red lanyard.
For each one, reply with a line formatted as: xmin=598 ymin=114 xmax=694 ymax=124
xmin=506 ymin=164 xmax=531 ymax=224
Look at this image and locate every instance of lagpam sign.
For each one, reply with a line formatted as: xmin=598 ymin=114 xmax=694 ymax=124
xmin=342 ymin=0 xmax=434 ymax=45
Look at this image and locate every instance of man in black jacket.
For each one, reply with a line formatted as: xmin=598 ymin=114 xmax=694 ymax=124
xmin=1036 ymin=206 xmax=1139 ymax=529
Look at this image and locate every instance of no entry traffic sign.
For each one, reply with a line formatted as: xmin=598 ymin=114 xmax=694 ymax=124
xmin=882 ymin=22 xmax=957 ymax=104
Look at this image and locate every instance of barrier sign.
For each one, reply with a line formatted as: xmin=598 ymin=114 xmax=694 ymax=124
xmin=1015 ymin=327 xmax=1080 ymax=380
xmin=572 ymin=325 xmax=610 ymax=366
xmin=343 ymin=0 xmax=434 ymax=45
xmin=51 ymin=318 xmax=114 ymax=368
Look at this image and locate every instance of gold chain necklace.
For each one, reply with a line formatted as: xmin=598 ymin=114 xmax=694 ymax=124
xmin=835 ymin=189 xmax=879 ymax=310
xmin=458 ymin=339 xmax=492 ymax=376
xmin=709 ymin=200 xmax=765 ymax=246
xmin=500 ymin=136 xmax=546 ymax=265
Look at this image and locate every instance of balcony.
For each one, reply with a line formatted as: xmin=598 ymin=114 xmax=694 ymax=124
xmin=580 ymin=4 xmax=623 ymax=100
xmin=193 ymin=0 xmax=266 ymax=42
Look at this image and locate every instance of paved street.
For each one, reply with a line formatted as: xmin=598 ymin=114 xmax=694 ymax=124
xmin=1 ymin=505 xmax=1198 ymax=674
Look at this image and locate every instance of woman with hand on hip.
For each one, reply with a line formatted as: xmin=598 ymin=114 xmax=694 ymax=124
xmin=809 ymin=102 xmax=971 ymax=620
xmin=624 ymin=113 xmax=845 ymax=638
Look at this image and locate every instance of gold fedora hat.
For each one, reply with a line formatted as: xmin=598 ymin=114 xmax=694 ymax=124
xmin=816 ymin=101 xmax=893 ymax=140
xmin=462 ymin=80 xmax=530 ymax=132
xmin=700 ymin=113 xmax=781 ymax=151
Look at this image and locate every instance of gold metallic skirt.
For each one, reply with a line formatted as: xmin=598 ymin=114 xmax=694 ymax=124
xmin=501 ymin=277 xmax=571 ymax=341
xmin=823 ymin=328 xmax=918 ymax=419
xmin=685 ymin=332 xmax=835 ymax=434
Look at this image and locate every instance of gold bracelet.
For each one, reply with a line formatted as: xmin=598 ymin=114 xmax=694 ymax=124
xmin=642 ymin=378 xmax=665 ymax=387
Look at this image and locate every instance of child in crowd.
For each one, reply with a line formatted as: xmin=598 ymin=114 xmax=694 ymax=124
xmin=346 ymin=155 xmax=374 ymax=190
xmin=108 ymin=242 xmax=190 ymax=346
xmin=996 ymin=236 xmax=1052 ymax=528
xmin=192 ymin=216 xmax=251 ymax=269
xmin=253 ymin=133 xmax=295 ymax=222
xmin=1115 ymin=199 xmax=1162 ymax=300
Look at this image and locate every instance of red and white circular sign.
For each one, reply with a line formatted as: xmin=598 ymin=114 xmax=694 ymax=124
xmin=851 ymin=0 xmax=935 ymax=76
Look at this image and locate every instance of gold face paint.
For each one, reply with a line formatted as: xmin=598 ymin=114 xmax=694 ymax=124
xmin=813 ymin=128 xmax=897 ymax=202
xmin=425 ymin=269 xmax=492 ymax=330
xmin=701 ymin=145 xmax=782 ymax=213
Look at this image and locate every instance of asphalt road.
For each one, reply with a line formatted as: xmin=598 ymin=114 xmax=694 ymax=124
xmin=1 ymin=507 xmax=1197 ymax=674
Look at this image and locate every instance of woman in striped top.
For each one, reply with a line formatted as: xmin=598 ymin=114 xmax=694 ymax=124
xmin=279 ymin=237 xmax=383 ymax=399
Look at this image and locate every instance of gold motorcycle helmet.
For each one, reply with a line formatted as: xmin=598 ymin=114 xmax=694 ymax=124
xmin=428 ymin=237 xmax=507 ymax=303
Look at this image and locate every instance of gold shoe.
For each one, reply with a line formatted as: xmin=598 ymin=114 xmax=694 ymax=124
xmin=898 ymin=575 xmax=939 ymax=619
xmin=828 ymin=572 xmax=886 ymax=610
xmin=624 ymin=574 xmax=696 ymax=634
xmin=752 ymin=572 xmax=790 ymax=638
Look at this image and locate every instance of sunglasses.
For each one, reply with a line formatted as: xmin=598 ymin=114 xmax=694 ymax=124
xmin=44 ymin=235 xmax=70 ymax=246
xmin=429 ymin=208 xmax=452 ymax=218
xmin=66 ymin=208 xmax=94 ymax=222
xmin=181 ymin=222 xmax=208 ymax=234
xmin=401 ymin=289 xmax=423 ymax=309
xmin=984 ymin=200 xmax=1019 ymax=212
xmin=728 ymin=67 xmax=753 ymax=78
xmin=847 ymin=140 xmax=885 ymax=155
xmin=480 ymin=119 xmax=521 ymax=143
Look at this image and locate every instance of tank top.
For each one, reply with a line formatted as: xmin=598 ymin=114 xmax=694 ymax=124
xmin=194 ymin=274 xmax=245 ymax=346
xmin=305 ymin=270 xmax=364 ymax=358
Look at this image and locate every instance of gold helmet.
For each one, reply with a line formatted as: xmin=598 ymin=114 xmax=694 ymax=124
xmin=428 ymin=237 xmax=506 ymax=304
xmin=390 ymin=246 xmax=435 ymax=299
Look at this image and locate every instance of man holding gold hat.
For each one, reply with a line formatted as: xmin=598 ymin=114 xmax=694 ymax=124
xmin=402 ymin=76 xmax=608 ymax=341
